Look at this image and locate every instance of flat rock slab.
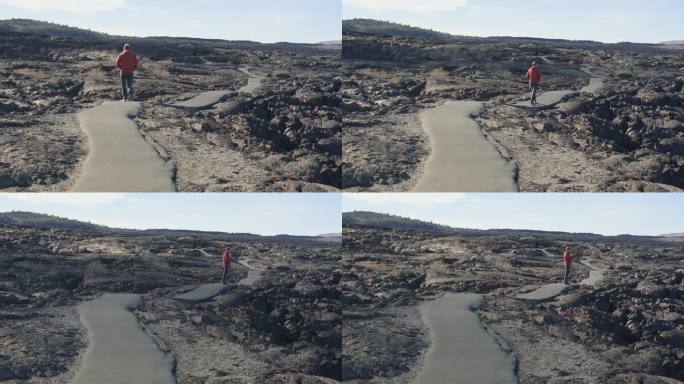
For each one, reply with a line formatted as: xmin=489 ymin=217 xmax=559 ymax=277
xmin=415 ymin=293 xmax=517 ymax=384
xmin=73 ymin=101 xmax=175 ymax=192
xmin=516 ymin=282 xmax=573 ymax=301
xmin=414 ymin=100 xmax=517 ymax=192
xmin=174 ymin=283 xmax=228 ymax=302
xmin=72 ymin=294 xmax=174 ymax=384
xmin=170 ymin=90 xmax=236 ymax=109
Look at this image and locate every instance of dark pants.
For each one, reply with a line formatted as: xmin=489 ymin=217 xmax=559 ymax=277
xmin=121 ymin=72 xmax=134 ymax=100
xmin=563 ymin=264 xmax=571 ymax=284
xmin=530 ymin=82 xmax=539 ymax=103
xmin=222 ymin=265 xmax=228 ymax=284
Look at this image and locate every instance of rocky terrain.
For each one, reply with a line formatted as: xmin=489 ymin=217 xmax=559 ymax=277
xmin=0 ymin=19 xmax=341 ymax=192
xmin=0 ymin=213 xmax=342 ymax=383
xmin=342 ymin=19 xmax=684 ymax=191
xmin=342 ymin=211 xmax=684 ymax=383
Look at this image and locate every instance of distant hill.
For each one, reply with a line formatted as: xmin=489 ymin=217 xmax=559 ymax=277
xmin=0 ymin=19 xmax=329 ymax=52
xmin=343 ymin=211 xmax=454 ymax=233
xmin=661 ymin=40 xmax=684 ymax=45
xmin=0 ymin=211 xmax=112 ymax=232
xmin=661 ymin=232 xmax=684 ymax=238
xmin=0 ymin=18 xmax=113 ymax=41
xmin=343 ymin=19 xmax=455 ymax=41
xmin=318 ymin=40 xmax=343 ymax=45
xmin=0 ymin=211 xmax=332 ymax=244
xmin=342 ymin=18 xmax=671 ymax=52
xmin=318 ymin=233 xmax=343 ymax=238
xmin=342 ymin=211 xmax=667 ymax=244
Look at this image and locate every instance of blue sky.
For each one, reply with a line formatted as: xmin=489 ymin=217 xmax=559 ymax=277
xmin=0 ymin=193 xmax=341 ymax=236
xmin=343 ymin=0 xmax=683 ymax=43
xmin=343 ymin=193 xmax=684 ymax=236
xmin=0 ymin=0 xmax=341 ymax=43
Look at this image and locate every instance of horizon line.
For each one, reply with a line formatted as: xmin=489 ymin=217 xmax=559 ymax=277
xmin=342 ymin=210 xmax=680 ymax=238
xmin=0 ymin=210 xmax=341 ymax=238
xmin=0 ymin=17 xmax=342 ymax=45
xmin=342 ymin=17 xmax=681 ymax=45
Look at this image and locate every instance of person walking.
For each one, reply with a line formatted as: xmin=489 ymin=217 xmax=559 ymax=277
xmin=526 ymin=62 xmax=542 ymax=104
xmin=116 ymin=44 xmax=138 ymax=101
xmin=221 ymin=248 xmax=231 ymax=285
xmin=563 ymin=246 xmax=574 ymax=285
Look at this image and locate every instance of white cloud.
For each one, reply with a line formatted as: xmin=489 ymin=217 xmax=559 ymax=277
xmin=0 ymin=0 xmax=127 ymax=14
xmin=0 ymin=193 xmax=127 ymax=208
xmin=343 ymin=193 xmax=466 ymax=208
xmin=343 ymin=0 xmax=468 ymax=13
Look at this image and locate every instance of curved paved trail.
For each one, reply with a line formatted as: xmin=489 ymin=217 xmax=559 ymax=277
xmin=238 ymin=269 xmax=263 ymax=286
xmin=174 ymin=282 xmax=228 ymax=302
xmin=169 ymin=66 xmax=263 ymax=109
xmin=72 ymin=257 xmax=267 ymax=381
xmin=73 ymin=67 xmax=264 ymax=191
xmin=516 ymin=257 xmax=606 ymax=301
xmin=174 ymin=258 xmax=264 ymax=302
xmin=236 ymin=258 xmax=265 ymax=286
xmin=577 ymin=258 xmax=606 ymax=287
xmin=514 ymin=67 xmax=604 ymax=108
xmin=73 ymin=102 xmax=176 ymax=192
xmin=515 ymin=282 xmax=571 ymax=301
xmin=414 ymin=101 xmax=518 ymax=192
xmin=71 ymin=294 xmax=175 ymax=384
xmin=170 ymin=90 xmax=237 ymax=109
xmin=237 ymin=66 xmax=263 ymax=94
xmin=415 ymin=293 xmax=517 ymax=384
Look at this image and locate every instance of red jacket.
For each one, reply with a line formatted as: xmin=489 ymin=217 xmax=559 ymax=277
xmin=526 ymin=65 xmax=542 ymax=84
xmin=222 ymin=250 xmax=231 ymax=267
xmin=563 ymin=249 xmax=573 ymax=267
xmin=116 ymin=50 xmax=138 ymax=74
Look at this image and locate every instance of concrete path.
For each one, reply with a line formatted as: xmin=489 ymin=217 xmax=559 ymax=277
xmin=577 ymin=258 xmax=606 ymax=287
xmin=173 ymin=258 xmax=264 ymax=302
xmin=514 ymin=67 xmax=604 ymax=109
xmin=169 ymin=66 xmax=263 ymax=109
xmin=515 ymin=282 xmax=571 ymax=301
xmin=170 ymin=90 xmax=237 ymax=109
xmin=414 ymin=101 xmax=517 ymax=192
xmin=71 ymin=294 xmax=175 ymax=384
xmin=579 ymin=68 xmax=604 ymax=94
xmin=415 ymin=293 xmax=517 ymax=384
xmin=237 ymin=67 xmax=263 ymax=94
xmin=173 ymin=283 xmax=228 ymax=302
xmin=238 ymin=270 xmax=263 ymax=286
xmin=514 ymin=90 xmax=577 ymax=108
xmin=73 ymin=102 xmax=176 ymax=192
xmin=236 ymin=259 xmax=264 ymax=286
xmin=516 ymin=257 xmax=606 ymax=301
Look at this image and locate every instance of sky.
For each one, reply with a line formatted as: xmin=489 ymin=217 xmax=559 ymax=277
xmin=343 ymin=193 xmax=684 ymax=236
xmin=0 ymin=193 xmax=341 ymax=236
xmin=343 ymin=0 xmax=684 ymax=43
xmin=0 ymin=0 xmax=341 ymax=43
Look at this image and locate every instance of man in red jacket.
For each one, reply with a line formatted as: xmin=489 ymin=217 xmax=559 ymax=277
xmin=221 ymin=248 xmax=231 ymax=285
xmin=116 ymin=44 xmax=138 ymax=101
xmin=563 ymin=246 xmax=574 ymax=284
xmin=526 ymin=62 xmax=542 ymax=104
